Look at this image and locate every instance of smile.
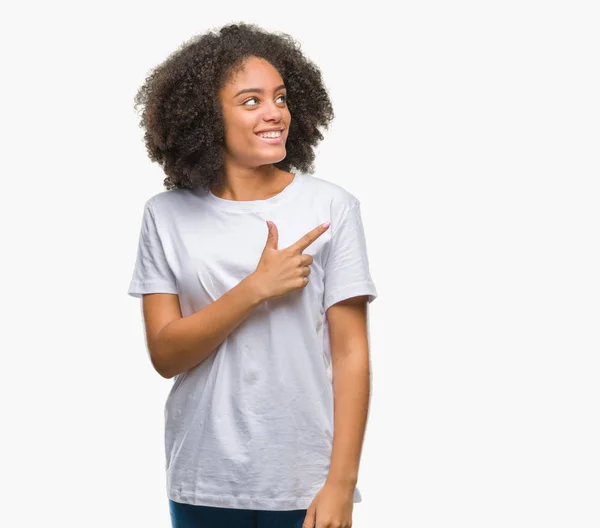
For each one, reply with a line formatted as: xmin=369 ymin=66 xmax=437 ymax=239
xmin=255 ymin=130 xmax=284 ymax=144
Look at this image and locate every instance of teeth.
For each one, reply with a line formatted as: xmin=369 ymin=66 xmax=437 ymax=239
xmin=257 ymin=130 xmax=282 ymax=138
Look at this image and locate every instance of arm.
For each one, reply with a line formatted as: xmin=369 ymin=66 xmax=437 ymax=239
xmin=140 ymin=217 xmax=331 ymax=380
xmin=324 ymin=295 xmax=372 ymax=489
xmin=143 ymin=273 xmax=265 ymax=379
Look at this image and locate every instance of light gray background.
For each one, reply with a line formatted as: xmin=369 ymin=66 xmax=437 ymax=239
xmin=2 ymin=1 xmax=598 ymax=526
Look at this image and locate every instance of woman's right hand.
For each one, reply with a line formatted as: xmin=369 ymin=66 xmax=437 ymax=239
xmin=250 ymin=220 xmax=331 ymax=302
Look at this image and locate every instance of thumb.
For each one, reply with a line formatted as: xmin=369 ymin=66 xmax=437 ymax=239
xmin=265 ymin=220 xmax=278 ymax=250
xmin=301 ymin=505 xmax=316 ymax=528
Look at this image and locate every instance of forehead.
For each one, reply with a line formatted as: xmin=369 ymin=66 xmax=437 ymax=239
xmin=221 ymin=57 xmax=284 ymax=94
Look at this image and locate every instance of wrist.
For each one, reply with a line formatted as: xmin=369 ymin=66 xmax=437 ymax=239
xmin=325 ymin=477 xmax=357 ymax=492
xmin=242 ymin=273 xmax=269 ymax=306
xmin=325 ymin=473 xmax=358 ymax=489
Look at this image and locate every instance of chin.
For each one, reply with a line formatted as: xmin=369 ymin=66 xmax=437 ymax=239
xmin=258 ymin=150 xmax=287 ymax=164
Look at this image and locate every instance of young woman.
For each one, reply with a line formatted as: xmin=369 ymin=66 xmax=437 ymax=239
xmin=128 ymin=22 xmax=378 ymax=528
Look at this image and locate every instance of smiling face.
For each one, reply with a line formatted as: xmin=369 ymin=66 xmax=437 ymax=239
xmin=218 ymin=56 xmax=291 ymax=169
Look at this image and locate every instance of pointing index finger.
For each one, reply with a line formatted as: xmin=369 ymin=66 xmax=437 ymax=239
xmin=287 ymin=222 xmax=331 ymax=253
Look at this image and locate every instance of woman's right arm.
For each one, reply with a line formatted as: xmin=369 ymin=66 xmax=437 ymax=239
xmin=142 ymin=220 xmax=329 ymax=379
xmin=143 ymin=273 xmax=265 ymax=379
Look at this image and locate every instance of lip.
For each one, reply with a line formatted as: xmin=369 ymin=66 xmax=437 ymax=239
xmin=255 ymin=129 xmax=285 ymax=145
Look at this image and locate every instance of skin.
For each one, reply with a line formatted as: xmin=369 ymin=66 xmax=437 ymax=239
xmin=215 ymin=56 xmax=372 ymax=528
xmin=213 ymin=56 xmax=295 ymax=201
xmin=144 ymin=55 xmax=372 ymax=528
xmin=304 ymin=294 xmax=371 ymax=528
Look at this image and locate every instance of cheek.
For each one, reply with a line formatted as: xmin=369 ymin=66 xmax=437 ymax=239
xmin=227 ymin=112 xmax=254 ymax=135
xmin=223 ymin=114 xmax=255 ymax=148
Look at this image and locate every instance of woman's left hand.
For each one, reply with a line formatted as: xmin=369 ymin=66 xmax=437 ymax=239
xmin=302 ymin=481 xmax=354 ymax=528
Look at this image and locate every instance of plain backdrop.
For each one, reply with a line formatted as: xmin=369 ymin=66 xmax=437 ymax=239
xmin=2 ymin=1 xmax=598 ymax=526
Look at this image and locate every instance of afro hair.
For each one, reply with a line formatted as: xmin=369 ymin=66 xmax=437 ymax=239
xmin=133 ymin=22 xmax=335 ymax=192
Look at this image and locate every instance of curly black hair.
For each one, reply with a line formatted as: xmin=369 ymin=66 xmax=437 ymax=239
xmin=133 ymin=22 xmax=335 ymax=192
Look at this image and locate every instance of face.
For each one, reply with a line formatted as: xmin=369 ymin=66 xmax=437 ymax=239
xmin=218 ymin=56 xmax=291 ymax=168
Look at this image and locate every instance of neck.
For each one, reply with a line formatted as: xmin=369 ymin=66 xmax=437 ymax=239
xmin=212 ymin=163 xmax=290 ymax=201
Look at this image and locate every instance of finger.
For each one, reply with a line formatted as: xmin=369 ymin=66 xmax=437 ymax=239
xmin=301 ymin=507 xmax=316 ymax=528
xmin=287 ymin=222 xmax=330 ymax=253
xmin=265 ymin=220 xmax=279 ymax=250
xmin=300 ymin=254 xmax=314 ymax=266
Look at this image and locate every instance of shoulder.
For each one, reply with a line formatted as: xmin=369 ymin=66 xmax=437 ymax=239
xmin=144 ymin=188 xmax=197 ymax=219
xmin=300 ymin=172 xmax=360 ymax=213
xmin=146 ymin=188 xmax=192 ymax=209
xmin=134 ymin=188 xmax=198 ymax=237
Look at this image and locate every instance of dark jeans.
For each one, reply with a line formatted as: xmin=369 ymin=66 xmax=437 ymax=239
xmin=169 ymin=499 xmax=309 ymax=528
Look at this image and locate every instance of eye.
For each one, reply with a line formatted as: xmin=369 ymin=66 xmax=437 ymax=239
xmin=242 ymin=94 xmax=287 ymax=107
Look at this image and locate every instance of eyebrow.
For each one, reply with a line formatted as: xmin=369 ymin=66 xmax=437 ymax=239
xmin=233 ymin=84 xmax=286 ymax=98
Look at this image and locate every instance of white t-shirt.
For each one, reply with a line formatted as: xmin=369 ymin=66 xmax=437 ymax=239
xmin=127 ymin=171 xmax=377 ymax=510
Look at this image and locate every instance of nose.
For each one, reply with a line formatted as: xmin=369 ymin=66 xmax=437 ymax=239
xmin=261 ymin=99 xmax=283 ymax=123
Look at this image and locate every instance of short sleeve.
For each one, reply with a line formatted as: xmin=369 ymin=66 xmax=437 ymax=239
xmin=323 ymin=200 xmax=378 ymax=312
xmin=127 ymin=200 xmax=178 ymax=299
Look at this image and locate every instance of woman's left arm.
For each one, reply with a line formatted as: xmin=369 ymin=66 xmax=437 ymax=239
xmin=325 ymin=294 xmax=372 ymax=489
xmin=302 ymin=295 xmax=372 ymax=528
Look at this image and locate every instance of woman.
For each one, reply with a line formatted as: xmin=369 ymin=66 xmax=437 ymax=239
xmin=128 ymin=22 xmax=378 ymax=528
